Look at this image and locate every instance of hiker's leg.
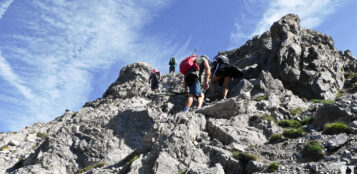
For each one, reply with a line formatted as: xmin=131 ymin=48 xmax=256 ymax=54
xmin=223 ymin=76 xmax=230 ymax=98
xmin=210 ymin=76 xmax=222 ymax=93
xmin=197 ymin=93 xmax=204 ymax=108
xmin=185 ymin=95 xmax=194 ymax=108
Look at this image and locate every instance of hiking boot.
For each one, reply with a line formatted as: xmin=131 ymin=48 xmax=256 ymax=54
xmin=183 ymin=107 xmax=189 ymax=112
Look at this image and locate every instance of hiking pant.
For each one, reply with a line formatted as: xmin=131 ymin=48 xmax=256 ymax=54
xmin=169 ymin=66 xmax=175 ymax=73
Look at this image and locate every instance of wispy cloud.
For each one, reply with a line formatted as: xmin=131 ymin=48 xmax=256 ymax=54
xmin=0 ymin=0 xmax=13 ymax=19
xmin=0 ymin=51 xmax=35 ymax=99
xmin=230 ymin=0 xmax=344 ymax=47
xmin=0 ymin=0 xmax=190 ymax=131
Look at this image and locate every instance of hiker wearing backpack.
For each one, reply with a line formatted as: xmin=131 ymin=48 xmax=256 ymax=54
xmin=168 ymin=57 xmax=177 ymax=74
xmin=180 ymin=54 xmax=210 ymax=111
xmin=195 ymin=55 xmax=211 ymax=90
xmin=148 ymin=69 xmax=162 ymax=93
xmin=210 ymin=55 xmax=243 ymax=99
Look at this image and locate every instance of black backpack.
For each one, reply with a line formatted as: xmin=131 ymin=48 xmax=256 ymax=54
xmin=152 ymin=72 xmax=161 ymax=82
xmin=216 ymin=55 xmax=230 ymax=64
xmin=184 ymin=68 xmax=199 ymax=87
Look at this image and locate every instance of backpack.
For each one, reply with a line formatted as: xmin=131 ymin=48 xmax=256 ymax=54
xmin=216 ymin=55 xmax=230 ymax=64
xmin=184 ymin=69 xmax=199 ymax=87
xmin=151 ymin=69 xmax=161 ymax=82
xmin=180 ymin=55 xmax=199 ymax=86
xmin=179 ymin=55 xmax=199 ymax=75
xmin=169 ymin=57 xmax=176 ymax=66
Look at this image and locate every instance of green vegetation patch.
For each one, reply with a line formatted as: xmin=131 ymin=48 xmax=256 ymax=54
xmin=129 ymin=154 xmax=139 ymax=164
xmin=335 ymin=89 xmax=344 ymax=99
xmin=300 ymin=117 xmax=313 ymax=125
xmin=260 ymin=114 xmax=275 ymax=122
xmin=0 ymin=145 xmax=9 ymax=151
xmin=78 ymin=162 xmax=107 ymax=173
xmin=36 ymin=132 xmax=48 ymax=139
xmin=291 ymin=107 xmax=303 ymax=116
xmin=231 ymin=149 xmax=258 ymax=163
xmin=268 ymin=162 xmax=279 ymax=172
xmin=323 ymin=122 xmax=350 ymax=135
xmin=283 ymin=128 xmax=304 ymax=138
xmin=309 ymin=106 xmax=317 ymax=112
xmin=302 ymin=141 xmax=324 ymax=161
xmin=347 ymin=73 xmax=357 ymax=79
xmin=268 ymin=134 xmax=285 ymax=143
xmin=277 ymin=119 xmax=301 ymax=128
xmin=311 ymin=99 xmax=335 ymax=104
xmin=255 ymin=95 xmax=269 ymax=101
xmin=178 ymin=170 xmax=186 ymax=174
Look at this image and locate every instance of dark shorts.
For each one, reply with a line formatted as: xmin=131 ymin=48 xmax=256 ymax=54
xmin=189 ymin=80 xmax=203 ymax=98
xmin=169 ymin=66 xmax=175 ymax=73
xmin=151 ymin=81 xmax=160 ymax=90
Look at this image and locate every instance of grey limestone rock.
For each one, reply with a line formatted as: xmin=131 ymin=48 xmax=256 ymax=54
xmin=327 ymin=133 xmax=350 ymax=151
xmin=313 ymin=104 xmax=354 ymax=128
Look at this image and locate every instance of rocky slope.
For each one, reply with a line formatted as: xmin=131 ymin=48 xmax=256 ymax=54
xmin=1 ymin=14 xmax=357 ymax=174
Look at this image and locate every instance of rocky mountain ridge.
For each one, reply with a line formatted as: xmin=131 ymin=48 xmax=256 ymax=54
xmin=1 ymin=14 xmax=357 ymax=173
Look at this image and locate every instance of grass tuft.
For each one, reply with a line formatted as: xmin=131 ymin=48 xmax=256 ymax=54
xmin=36 ymin=132 xmax=48 ymax=139
xmin=129 ymin=154 xmax=139 ymax=164
xmin=78 ymin=162 xmax=107 ymax=173
xmin=255 ymin=95 xmax=269 ymax=101
xmin=311 ymin=99 xmax=335 ymax=104
xmin=323 ymin=122 xmax=350 ymax=135
xmin=268 ymin=134 xmax=285 ymax=143
xmin=283 ymin=128 xmax=304 ymax=138
xmin=277 ymin=119 xmax=300 ymax=128
xmin=231 ymin=149 xmax=258 ymax=163
xmin=0 ymin=145 xmax=9 ymax=151
xmin=335 ymin=89 xmax=344 ymax=99
xmin=291 ymin=107 xmax=303 ymax=116
xmin=261 ymin=114 xmax=275 ymax=122
xmin=268 ymin=162 xmax=279 ymax=172
xmin=178 ymin=170 xmax=186 ymax=174
xmin=300 ymin=117 xmax=313 ymax=125
xmin=302 ymin=141 xmax=324 ymax=161
xmin=347 ymin=73 xmax=357 ymax=79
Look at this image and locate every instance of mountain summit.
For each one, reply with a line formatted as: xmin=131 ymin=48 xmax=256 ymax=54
xmin=1 ymin=14 xmax=357 ymax=174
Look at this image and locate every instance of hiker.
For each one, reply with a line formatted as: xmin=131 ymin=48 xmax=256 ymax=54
xmin=148 ymin=69 xmax=162 ymax=93
xmin=180 ymin=54 xmax=210 ymax=111
xmin=195 ymin=55 xmax=211 ymax=90
xmin=168 ymin=57 xmax=177 ymax=74
xmin=210 ymin=55 xmax=242 ymax=99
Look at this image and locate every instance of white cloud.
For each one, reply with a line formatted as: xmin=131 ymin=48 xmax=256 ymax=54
xmin=0 ymin=0 xmax=13 ymax=18
xmin=0 ymin=51 xmax=35 ymax=99
xmin=0 ymin=0 xmax=191 ymax=131
xmin=253 ymin=0 xmax=341 ymax=36
xmin=230 ymin=0 xmax=343 ymax=47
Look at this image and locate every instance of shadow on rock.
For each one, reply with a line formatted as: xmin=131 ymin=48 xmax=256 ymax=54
xmin=108 ymin=110 xmax=155 ymax=150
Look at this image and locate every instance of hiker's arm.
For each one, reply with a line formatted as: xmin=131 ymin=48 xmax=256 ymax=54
xmin=204 ymin=61 xmax=211 ymax=89
xmin=148 ymin=77 xmax=151 ymax=84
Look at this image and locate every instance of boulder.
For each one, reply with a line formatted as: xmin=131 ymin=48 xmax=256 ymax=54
xmin=313 ymin=104 xmax=354 ymax=128
xmin=327 ymin=133 xmax=350 ymax=151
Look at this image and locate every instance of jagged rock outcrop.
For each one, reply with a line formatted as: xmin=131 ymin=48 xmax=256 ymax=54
xmin=1 ymin=14 xmax=357 ymax=174
xmin=224 ymin=14 xmax=350 ymax=100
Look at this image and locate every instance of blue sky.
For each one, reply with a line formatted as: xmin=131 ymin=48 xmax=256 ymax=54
xmin=0 ymin=0 xmax=356 ymax=132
